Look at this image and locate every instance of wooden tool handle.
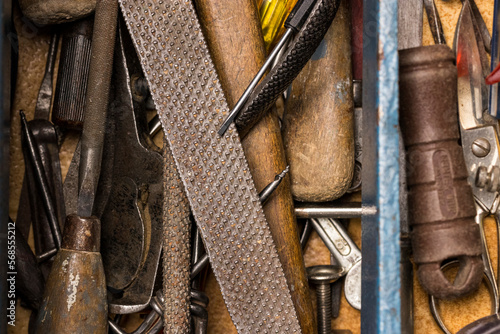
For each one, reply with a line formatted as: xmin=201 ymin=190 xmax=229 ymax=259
xmin=18 ymin=0 xmax=96 ymax=24
xmin=399 ymin=45 xmax=483 ymax=299
xmin=283 ymin=0 xmax=354 ymax=202
xmin=196 ymin=1 xmax=315 ymax=333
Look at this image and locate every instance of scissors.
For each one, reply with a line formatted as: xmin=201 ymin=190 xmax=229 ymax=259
xmin=428 ymin=1 xmax=500 ymax=332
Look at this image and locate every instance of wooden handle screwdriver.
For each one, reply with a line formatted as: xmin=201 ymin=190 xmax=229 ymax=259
xmin=282 ymin=0 xmax=354 ymax=202
xmin=195 ymin=1 xmax=315 ymax=333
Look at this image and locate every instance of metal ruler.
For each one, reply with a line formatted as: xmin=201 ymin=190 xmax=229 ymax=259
xmin=118 ymin=0 xmax=302 ymax=332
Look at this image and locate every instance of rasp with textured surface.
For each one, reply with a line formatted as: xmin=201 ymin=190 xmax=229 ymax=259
xmin=118 ymin=0 xmax=302 ymax=332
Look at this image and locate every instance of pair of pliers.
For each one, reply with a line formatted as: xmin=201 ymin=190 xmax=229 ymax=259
xmin=429 ymin=1 xmax=500 ymax=332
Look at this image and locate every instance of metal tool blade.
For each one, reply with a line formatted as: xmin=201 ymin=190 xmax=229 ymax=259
xmin=77 ymin=0 xmax=118 ymax=216
xmin=453 ymin=0 xmax=500 ymax=214
xmin=397 ymin=0 xmax=423 ymax=50
xmin=489 ymin=0 xmax=500 ymax=118
xmin=454 ymin=0 xmax=488 ymax=130
xmin=119 ymin=0 xmax=302 ymax=331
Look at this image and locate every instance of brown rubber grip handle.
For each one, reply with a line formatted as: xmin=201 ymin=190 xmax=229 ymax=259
xmin=196 ymin=0 xmax=315 ymax=332
xmin=399 ymin=44 xmax=483 ymax=299
xmin=52 ymin=16 xmax=93 ymax=130
xmin=283 ymin=0 xmax=354 ymax=202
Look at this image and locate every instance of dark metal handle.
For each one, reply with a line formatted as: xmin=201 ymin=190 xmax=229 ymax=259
xmin=52 ymin=16 xmax=94 ymax=130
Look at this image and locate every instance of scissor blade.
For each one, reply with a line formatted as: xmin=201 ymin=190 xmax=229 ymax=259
xmin=454 ymin=0 xmax=486 ymax=130
xmin=489 ymin=0 xmax=500 ymax=118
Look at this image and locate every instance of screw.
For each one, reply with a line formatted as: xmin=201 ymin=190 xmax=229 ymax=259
xmin=471 ymin=138 xmax=491 ymax=157
xmin=476 ymin=165 xmax=500 ymax=192
xmin=307 ymin=265 xmax=345 ymax=334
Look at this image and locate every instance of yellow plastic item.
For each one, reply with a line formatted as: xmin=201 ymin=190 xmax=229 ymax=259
xmin=258 ymin=0 xmax=298 ymax=52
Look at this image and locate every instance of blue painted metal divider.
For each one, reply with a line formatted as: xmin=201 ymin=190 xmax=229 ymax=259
xmin=361 ymin=0 xmax=401 ymax=333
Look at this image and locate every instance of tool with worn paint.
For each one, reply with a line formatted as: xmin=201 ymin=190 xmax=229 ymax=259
xmin=283 ymin=0 xmax=353 ymax=202
xmin=35 ymin=215 xmax=107 ymax=333
xmin=62 ymin=13 xmax=164 ymax=317
xmin=195 ymin=0 xmax=314 ymax=332
xmin=257 ymin=0 xmax=298 ymax=51
xmin=398 ymin=0 xmax=483 ymax=299
xmin=35 ymin=1 xmax=118 ymax=332
xmin=17 ymin=34 xmax=65 ymax=277
xmin=218 ymin=0 xmax=341 ymax=137
xmin=52 ymin=16 xmax=93 ymax=130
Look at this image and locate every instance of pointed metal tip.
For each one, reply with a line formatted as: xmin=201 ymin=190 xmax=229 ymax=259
xmin=218 ymin=116 xmax=233 ymax=136
xmin=277 ymin=165 xmax=290 ymax=179
xmin=19 ymin=110 xmax=28 ymax=128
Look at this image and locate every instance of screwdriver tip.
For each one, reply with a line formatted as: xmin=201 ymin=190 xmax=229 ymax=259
xmin=277 ymin=165 xmax=290 ymax=179
xmin=218 ymin=120 xmax=231 ymax=136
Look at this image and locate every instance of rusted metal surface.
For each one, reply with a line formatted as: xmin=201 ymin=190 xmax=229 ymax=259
xmin=77 ymin=0 xmax=118 ymax=217
xmin=118 ymin=0 xmax=303 ymax=331
xmin=35 ymin=215 xmax=107 ymax=333
xmin=162 ymin=138 xmax=191 ymax=333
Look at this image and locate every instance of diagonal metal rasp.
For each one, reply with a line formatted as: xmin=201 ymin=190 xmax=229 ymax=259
xmin=118 ymin=0 xmax=303 ymax=332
